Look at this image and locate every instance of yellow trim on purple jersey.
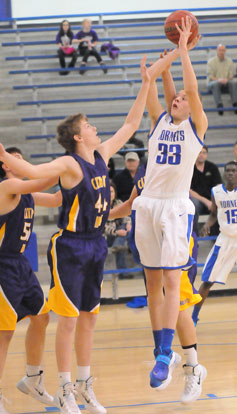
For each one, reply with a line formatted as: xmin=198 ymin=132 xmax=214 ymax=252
xmin=66 ymin=194 xmax=80 ymax=232
xmin=48 ymin=230 xmax=80 ymax=317
xmin=0 ymin=286 xmax=17 ymax=330
xmin=0 ymin=223 xmax=6 ymax=247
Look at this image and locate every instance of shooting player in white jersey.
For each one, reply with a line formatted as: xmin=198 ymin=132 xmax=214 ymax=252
xmin=132 ymin=17 xmax=208 ymax=388
xmin=192 ymin=161 xmax=237 ymax=325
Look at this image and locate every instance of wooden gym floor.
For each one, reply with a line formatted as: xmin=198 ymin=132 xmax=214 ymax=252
xmin=2 ymin=295 xmax=237 ymax=414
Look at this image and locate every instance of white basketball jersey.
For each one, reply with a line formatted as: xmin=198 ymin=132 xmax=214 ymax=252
xmin=212 ymin=184 xmax=237 ymax=237
xmin=142 ymin=112 xmax=203 ymax=198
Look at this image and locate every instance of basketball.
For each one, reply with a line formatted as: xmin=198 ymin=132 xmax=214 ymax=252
xmin=164 ymin=10 xmax=199 ymax=45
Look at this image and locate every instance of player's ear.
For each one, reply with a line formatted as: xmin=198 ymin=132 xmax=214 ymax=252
xmin=74 ymin=134 xmax=83 ymax=143
xmin=2 ymin=162 xmax=10 ymax=174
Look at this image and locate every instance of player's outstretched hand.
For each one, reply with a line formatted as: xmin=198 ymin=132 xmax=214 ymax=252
xmin=140 ymin=55 xmax=150 ymax=84
xmin=175 ymin=16 xmax=192 ymax=50
xmin=0 ymin=143 xmax=6 ymax=160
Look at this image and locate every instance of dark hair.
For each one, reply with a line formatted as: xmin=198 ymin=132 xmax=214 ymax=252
xmin=57 ymin=113 xmax=87 ymax=153
xmin=108 ymin=157 xmax=115 ymax=179
xmin=224 ymin=161 xmax=237 ymax=170
xmin=59 ymin=20 xmax=74 ymax=39
xmin=110 ymin=181 xmax=117 ymax=199
xmin=202 ymin=145 xmax=208 ymax=152
xmin=0 ymin=146 xmax=22 ymax=178
xmin=234 ymin=141 xmax=237 ymax=146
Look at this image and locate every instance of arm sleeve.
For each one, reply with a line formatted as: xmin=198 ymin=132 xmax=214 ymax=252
xmin=92 ymin=30 xmax=99 ymax=42
xmin=56 ymin=33 xmax=60 ymax=43
xmin=74 ymin=31 xmax=81 ymax=39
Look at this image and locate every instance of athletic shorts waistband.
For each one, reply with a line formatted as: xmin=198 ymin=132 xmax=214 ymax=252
xmin=61 ymin=229 xmax=103 ymax=240
xmin=141 ymin=191 xmax=189 ymax=199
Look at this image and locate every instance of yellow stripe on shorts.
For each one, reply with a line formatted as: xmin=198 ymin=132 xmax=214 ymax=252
xmin=0 ymin=286 xmax=17 ymax=330
xmin=48 ymin=230 xmax=79 ymax=317
xmin=37 ymin=297 xmax=50 ymax=315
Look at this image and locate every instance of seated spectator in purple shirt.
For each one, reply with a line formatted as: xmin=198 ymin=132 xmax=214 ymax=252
xmin=56 ymin=20 xmax=77 ymax=75
xmin=73 ymin=18 xmax=107 ymax=75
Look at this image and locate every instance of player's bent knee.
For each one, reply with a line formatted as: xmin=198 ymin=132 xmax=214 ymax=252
xmin=30 ymin=312 xmax=50 ymax=327
xmin=58 ymin=315 xmax=78 ymax=333
xmin=0 ymin=330 xmax=14 ymax=342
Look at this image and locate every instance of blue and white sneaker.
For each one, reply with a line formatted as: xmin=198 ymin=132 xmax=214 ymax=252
xmin=150 ymin=351 xmax=181 ymax=390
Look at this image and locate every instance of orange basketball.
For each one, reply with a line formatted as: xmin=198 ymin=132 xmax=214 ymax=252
xmin=164 ymin=10 xmax=199 ymax=45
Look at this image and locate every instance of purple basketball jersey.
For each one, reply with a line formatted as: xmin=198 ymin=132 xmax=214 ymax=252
xmin=0 ymin=193 xmax=34 ymax=254
xmin=58 ymin=151 xmax=110 ymax=235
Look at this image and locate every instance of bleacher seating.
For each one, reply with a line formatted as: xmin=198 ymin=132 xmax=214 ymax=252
xmin=1 ymin=8 xmax=237 ymax=165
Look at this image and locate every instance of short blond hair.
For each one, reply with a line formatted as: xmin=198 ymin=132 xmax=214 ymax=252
xmin=82 ymin=18 xmax=91 ymax=26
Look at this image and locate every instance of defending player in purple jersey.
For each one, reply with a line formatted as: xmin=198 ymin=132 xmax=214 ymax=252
xmin=0 ymin=147 xmax=61 ymax=412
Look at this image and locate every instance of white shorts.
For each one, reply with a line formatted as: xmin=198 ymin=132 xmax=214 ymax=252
xmin=132 ymin=196 xmax=194 ymax=269
xmin=202 ymin=232 xmax=237 ymax=284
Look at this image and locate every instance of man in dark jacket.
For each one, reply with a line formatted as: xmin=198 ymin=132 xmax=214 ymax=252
xmin=114 ymin=152 xmax=140 ymax=201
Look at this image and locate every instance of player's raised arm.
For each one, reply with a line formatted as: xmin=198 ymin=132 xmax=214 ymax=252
xmin=176 ymin=17 xmax=208 ymax=140
xmin=160 ymin=51 xmax=177 ymax=114
xmin=97 ymin=56 xmax=150 ymax=163
xmin=146 ymin=80 xmax=162 ymax=131
xmin=33 ymin=190 xmax=62 ymax=207
xmin=0 ymin=144 xmax=80 ymax=181
xmin=0 ymin=176 xmax=58 ymax=196
xmin=147 ymin=48 xmax=180 ymax=81
xmin=109 ymin=186 xmax=138 ymax=220
xmin=147 ymin=51 xmax=177 ymax=130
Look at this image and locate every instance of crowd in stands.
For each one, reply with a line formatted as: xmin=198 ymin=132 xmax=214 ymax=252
xmin=56 ymin=18 xmax=107 ymax=75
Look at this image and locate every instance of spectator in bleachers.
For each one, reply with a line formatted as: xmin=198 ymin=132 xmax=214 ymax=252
xmin=190 ymin=145 xmax=222 ymax=235
xmin=207 ymin=44 xmax=237 ymax=115
xmin=108 ymin=157 xmax=116 ymax=180
xmin=233 ymin=141 xmax=237 ymax=161
xmin=104 ymin=183 xmax=133 ymax=279
xmin=113 ymin=152 xmax=140 ymax=201
xmin=73 ymin=18 xmax=107 ymax=75
xmin=56 ymin=20 xmax=78 ymax=75
xmin=118 ymin=132 xmax=147 ymax=164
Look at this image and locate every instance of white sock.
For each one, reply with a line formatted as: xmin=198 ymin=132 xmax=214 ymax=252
xmin=59 ymin=372 xmax=71 ymax=386
xmin=26 ymin=365 xmax=41 ymax=377
xmin=183 ymin=346 xmax=198 ymax=367
xmin=77 ymin=366 xmax=90 ymax=381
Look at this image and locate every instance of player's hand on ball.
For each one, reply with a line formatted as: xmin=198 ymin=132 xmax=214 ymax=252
xmin=176 ymin=16 xmax=192 ymax=50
